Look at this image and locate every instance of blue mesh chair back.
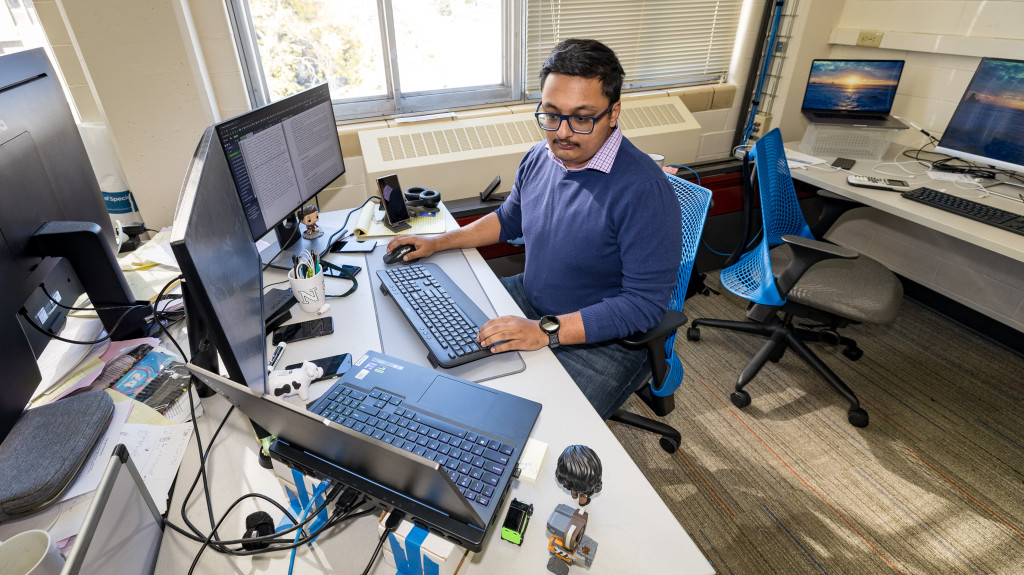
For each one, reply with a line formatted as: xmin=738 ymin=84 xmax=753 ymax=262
xmin=650 ymin=174 xmax=712 ymax=397
xmin=719 ymin=128 xmax=814 ymax=307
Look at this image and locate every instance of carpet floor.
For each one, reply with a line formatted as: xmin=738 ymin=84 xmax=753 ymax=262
xmin=610 ymin=274 xmax=1024 ymax=574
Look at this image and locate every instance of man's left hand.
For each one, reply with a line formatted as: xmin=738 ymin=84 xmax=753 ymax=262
xmin=477 ymin=316 xmax=547 ymax=353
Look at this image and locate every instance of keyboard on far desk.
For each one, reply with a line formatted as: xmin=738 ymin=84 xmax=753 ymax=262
xmin=902 ymin=187 xmax=1024 ymax=237
xmin=377 ymin=263 xmax=492 ymax=368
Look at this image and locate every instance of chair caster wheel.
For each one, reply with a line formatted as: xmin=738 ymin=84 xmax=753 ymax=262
xmin=686 ymin=327 xmax=701 ymax=341
xmin=730 ymin=390 xmax=751 ymax=408
xmin=659 ymin=436 xmax=679 ymax=454
xmin=848 ymin=407 xmax=869 ymax=428
xmin=843 ymin=346 xmax=864 ymax=361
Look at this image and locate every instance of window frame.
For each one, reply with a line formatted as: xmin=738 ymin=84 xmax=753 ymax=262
xmin=226 ymin=0 xmax=522 ymax=121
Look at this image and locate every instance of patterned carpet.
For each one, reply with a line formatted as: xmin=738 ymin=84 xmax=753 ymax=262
xmin=610 ymin=275 xmax=1024 ymax=574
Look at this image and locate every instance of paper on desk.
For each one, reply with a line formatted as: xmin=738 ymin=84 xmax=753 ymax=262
xmin=352 ymin=201 xmax=446 ymax=238
xmin=118 ymin=422 xmax=193 ymax=514
xmin=41 ymin=358 xmax=105 ymax=404
xmin=31 ymin=317 xmax=105 ymax=400
xmin=118 ymin=230 xmax=179 ymax=270
xmin=60 ymin=393 xmax=133 ymax=503
xmin=784 ymin=148 xmax=826 ymax=169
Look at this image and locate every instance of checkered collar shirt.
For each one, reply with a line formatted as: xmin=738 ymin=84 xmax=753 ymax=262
xmin=545 ymin=124 xmax=622 ymax=173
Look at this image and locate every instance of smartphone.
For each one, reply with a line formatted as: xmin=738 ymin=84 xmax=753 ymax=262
xmin=376 ymin=174 xmax=410 ymax=226
xmin=326 ymin=264 xmax=362 ymax=278
xmin=271 ymin=317 xmax=334 ymax=345
xmin=285 ymin=353 xmax=352 ymax=382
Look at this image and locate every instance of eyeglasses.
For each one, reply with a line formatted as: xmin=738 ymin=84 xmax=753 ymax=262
xmin=534 ymin=103 xmax=614 ymax=134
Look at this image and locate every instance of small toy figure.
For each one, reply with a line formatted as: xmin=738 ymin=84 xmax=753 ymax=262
xmin=555 ymin=445 xmax=602 ymax=506
xmin=546 ymin=445 xmax=602 ymax=574
xmin=546 ymin=504 xmax=598 ymax=575
xmin=268 ymin=361 xmax=322 ymax=401
xmin=296 ymin=205 xmax=323 ymax=239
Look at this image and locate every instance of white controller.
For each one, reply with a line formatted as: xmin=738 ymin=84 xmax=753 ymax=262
xmin=846 ymin=175 xmax=912 ymax=192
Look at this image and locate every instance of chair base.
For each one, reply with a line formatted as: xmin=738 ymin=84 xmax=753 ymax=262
xmin=608 ymin=409 xmax=681 ymax=453
xmin=688 ymin=314 xmax=869 ymax=428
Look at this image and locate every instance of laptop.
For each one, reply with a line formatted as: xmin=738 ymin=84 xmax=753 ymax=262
xmin=801 ymin=59 xmax=907 ymax=129
xmin=62 ymin=444 xmax=164 ymax=574
xmin=187 ymin=350 xmax=541 ymax=552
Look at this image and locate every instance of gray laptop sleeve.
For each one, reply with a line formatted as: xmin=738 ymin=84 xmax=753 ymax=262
xmin=0 ymin=390 xmax=114 ymax=523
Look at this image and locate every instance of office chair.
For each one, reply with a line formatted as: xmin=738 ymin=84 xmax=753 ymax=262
xmin=686 ymin=128 xmax=902 ymax=427
xmin=608 ymin=174 xmax=712 ymax=453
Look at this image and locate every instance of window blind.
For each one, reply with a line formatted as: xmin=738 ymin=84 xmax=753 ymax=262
xmin=525 ymin=0 xmax=743 ymax=97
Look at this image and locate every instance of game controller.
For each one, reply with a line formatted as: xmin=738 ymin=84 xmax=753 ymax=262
xmin=268 ymin=361 xmax=323 ymax=401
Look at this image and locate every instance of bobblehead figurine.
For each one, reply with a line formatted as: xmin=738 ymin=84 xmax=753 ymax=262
xmin=297 ymin=205 xmax=323 ymax=239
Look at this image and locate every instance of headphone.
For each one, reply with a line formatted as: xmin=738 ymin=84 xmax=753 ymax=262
xmin=404 ymin=187 xmax=441 ymax=209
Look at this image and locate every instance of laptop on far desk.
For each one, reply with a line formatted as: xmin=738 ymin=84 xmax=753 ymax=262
xmin=801 ymin=59 xmax=908 ymax=129
xmin=187 ymin=350 xmax=541 ymax=553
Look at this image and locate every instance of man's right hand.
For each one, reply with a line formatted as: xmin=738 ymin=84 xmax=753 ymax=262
xmin=386 ymin=235 xmax=439 ymax=262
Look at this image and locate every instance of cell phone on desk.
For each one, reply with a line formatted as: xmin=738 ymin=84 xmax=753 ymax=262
xmin=271 ymin=317 xmax=334 ymax=345
xmin=325 ymin=263 xmax=361 ymax=278
xmin=376 ymin=174 xmax=410 ymax=227
xmin=285 ymin=353 xmax=352 ymax=382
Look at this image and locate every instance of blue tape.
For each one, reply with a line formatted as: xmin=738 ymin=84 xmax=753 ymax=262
xmin=388 ymin=526 xmax=439 ymax=575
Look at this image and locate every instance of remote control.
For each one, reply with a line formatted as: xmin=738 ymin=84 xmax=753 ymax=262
xmin=846 ymin=175 xmax=912 ymax=192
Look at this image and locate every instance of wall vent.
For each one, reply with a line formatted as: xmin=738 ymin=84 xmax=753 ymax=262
xmin=359 ymin=96 xmax=701 ymax=201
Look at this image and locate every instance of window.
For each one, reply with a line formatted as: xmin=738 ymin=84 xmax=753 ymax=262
xmin=229 ymin=0 xmax=742 ymax=122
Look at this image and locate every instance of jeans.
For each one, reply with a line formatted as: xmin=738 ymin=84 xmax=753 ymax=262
xmin=498 ymin=274 xmax=651 ymax=419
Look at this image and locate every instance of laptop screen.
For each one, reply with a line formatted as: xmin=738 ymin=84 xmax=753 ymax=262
xmin=802 ymin=60 xmax=905 ymax=113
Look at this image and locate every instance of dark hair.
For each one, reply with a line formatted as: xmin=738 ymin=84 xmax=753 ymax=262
xmin=539 ymin=39 xmax=625 ymax=104
xmin=296 ymin=205 xmax=318 ymax=219
xmin=555 ymin=445 xmax=603 ymax=501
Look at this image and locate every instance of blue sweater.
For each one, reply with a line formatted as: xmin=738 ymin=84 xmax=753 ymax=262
xmin=495 ymin=137 xmax=682 ymax=343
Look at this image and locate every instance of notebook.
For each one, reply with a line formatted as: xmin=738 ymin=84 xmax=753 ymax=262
xmin=352 ymin=201 xmax=446 ymax=238
xmin=801 ymin=59 xmax=907 ymax=129
xmin=62 ymin=444 xmax=164 ymax=574
xmin=187 ymin=350 xmax=541 ymax=552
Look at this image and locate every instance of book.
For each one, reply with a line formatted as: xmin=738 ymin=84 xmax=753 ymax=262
xmin=111 ymin=349 xmax=176 ymax=398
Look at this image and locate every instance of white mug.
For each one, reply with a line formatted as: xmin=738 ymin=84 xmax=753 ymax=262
xmin=287 ymin=268 xmax=327 ymax=314
xmin=647 ymin=153 xmax=665 ymax=167
xmin=0 ymin=529 xmax=65 ymax=575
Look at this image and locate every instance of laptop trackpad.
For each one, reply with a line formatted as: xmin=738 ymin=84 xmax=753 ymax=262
xmin=417 ymin=376 xmax=501 ymax=430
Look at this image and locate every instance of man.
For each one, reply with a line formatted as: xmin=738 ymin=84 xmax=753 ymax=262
xmin=386 ymin=39 xmax=682 ymax=418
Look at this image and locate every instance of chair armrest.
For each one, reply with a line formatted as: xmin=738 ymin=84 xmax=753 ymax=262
xmin=621 ymin=310 xmax=688 ymax=347
xmin=774 ymin=235 xmax=858 ymax=295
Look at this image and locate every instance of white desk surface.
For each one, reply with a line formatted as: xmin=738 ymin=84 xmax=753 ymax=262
xmin=154 ymin=206 xmax=713 ymax=574
xmin=784 ymin=144 xmax=1024 ymax=263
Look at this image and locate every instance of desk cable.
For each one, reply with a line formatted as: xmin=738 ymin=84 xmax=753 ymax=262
xmin=152 ymin=288 xmax=379 ymax=572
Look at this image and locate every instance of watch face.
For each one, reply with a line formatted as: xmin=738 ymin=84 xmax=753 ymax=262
xmin=540 ymin=316 xmax=559 ymax=333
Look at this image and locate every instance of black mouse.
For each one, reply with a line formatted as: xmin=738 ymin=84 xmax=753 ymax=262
xmin=383 ymin=244 xmax=417 ymax=265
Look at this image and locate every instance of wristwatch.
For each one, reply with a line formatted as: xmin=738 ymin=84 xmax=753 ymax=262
xmin=539 ymin=315 xmax=560 ymax=348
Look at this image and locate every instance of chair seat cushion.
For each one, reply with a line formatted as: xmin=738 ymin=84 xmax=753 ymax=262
xmin=770 ymin=244 xmax=903 ymax=324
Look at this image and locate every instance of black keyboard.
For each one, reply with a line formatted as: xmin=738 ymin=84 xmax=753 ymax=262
xmin=902 ymin=187 xmax=1024 ymax=237
xmin=377 ymin=263 xmax=492 ymax=367
xmin=308 ymin=383 xmax=514 ymax=507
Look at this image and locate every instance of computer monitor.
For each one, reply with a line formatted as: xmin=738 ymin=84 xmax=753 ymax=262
xmin=214 ymin=83 xmax=345 ymax=247
xmin=0 ymin=48 xmax=148 ymax=444
xmin=171 ymin=84 xmax=346 ymax=393
xmin=935 ymin=57 xmax=1024 ymax=175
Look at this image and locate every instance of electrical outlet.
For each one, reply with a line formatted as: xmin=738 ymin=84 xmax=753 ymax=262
xmin=750 ymin=112 xmax=772 ymax=140
xmin=856 ymin=30 xmax=884 ymax=48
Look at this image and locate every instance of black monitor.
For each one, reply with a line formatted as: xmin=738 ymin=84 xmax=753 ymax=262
xmin=935 ymin=57 xmax=1024 ymax=175
xmin=215 ymin=83 xmax=344 ymax=248
xmin=171 ymin=85 xmax=346 ymax=393
xmin=0 ymin=48 xmax=148 ymax=443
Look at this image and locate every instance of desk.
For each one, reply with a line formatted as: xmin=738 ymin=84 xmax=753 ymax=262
xmin=154 ymin=206 xmax=713 ymax=574
xmin=786 ymin=145 xmax=1024 ymax=334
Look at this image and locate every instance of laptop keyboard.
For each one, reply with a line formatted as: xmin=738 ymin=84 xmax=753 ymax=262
xmin=377 ymin=264 xmax=492 ymax=367
xmin=308 ymin=383 xmax=514 ymax=507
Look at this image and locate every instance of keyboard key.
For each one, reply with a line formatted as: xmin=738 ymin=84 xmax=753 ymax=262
xmin=484 ymin=448 xmax=509 ymax=466
xmin=482 ymin=461 xmax=504 ymax=475
xmin=498 ymin=443 xmax=514 ymax=456
xmin=476 ymin=495 xmax=490 ymax=506
xmin=482 ymin=471 xmax=499 ymax=486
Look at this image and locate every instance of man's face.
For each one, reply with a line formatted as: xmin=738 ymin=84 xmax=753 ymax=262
xmin=539 ymin=73 xmax=620 ymax=170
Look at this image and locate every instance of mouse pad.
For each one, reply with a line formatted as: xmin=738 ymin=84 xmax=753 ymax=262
xmin=366 ymin=246 xmax=525 ymax=383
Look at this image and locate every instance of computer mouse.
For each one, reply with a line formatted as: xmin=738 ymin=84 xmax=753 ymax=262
xmin=383 ymin=244 xmax=417 ymax=265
